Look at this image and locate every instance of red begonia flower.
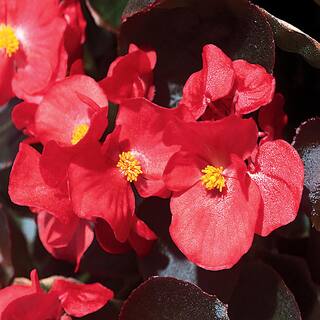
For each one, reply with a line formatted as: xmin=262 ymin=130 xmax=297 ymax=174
xmin=99 ymin=44 xmax=156 ymax=104
xmin=258 ymin=93 xmax=288 ymax=143
xmin=37 ymin=211 xmax=94 ymax=271
xmin=95 ymin=216 xmax=157 ymax=256
xmin=59 ymin=0 xmax=86 ymax=64
xmin=68 ymin=99 xmax=184 ymax=241
xmin=248 ymin=140 xmax=304 ymax=236
xmin=0 ymin=0 xmax=67 ymax=104
xmin=179 ymin=44 xmax=275 ymax=120
xmin=163 ymin=116 xmax=261 ymax=270
xmin=50 ymin=278 xmax=113 ymax=317
xmin=35 ymin=75 xmax=108 ymax=148
xmin=163 ymin=116 xmax=303 ymax=270
xmin=0 ymin=270 xmax=113 ymax=319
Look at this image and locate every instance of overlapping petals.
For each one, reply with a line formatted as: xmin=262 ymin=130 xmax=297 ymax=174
xmin=180 ymin=44 xmax=275 ymax=120
xmin=0 ymin=270 xmax=113 ymax=319
xmin=8 ymin=40 xmax=304 ymax=273
xmin=99 ymin=44 xmax=156 ymax=104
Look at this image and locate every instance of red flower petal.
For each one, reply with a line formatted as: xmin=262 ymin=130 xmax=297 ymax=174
xmin=2 ymin=293 xmax=62 ymax=319
xmin=37 ymin=212 xmax=94 ymax=271
xmin=39 ymin=141 xmax=74 ymax=187
xmin=232 ymin=59 xmax=275 ymax=115
xmin=0 ymin=286 xmax=34 ymax=314
xmin=179 ymin=44 xmax=235 ymax=119
xmin=35 ymin=75 xmax=108 ymax=147
xmin=11 ymin=101 xmax=38 ymax=137
xmin=258 ymin=93 xmax=288 ymax=143
xmin=117 ymin=98 xmax=182 ymax=179
xmin=60 ymin=0 xmax=86 ymax=63
xmin=163 ymin=152 xmax=206 ymax=192
xmin=0 ymin=56 xmax=14 ymax=105
xmin=165 ymin=115 xmax=258 ymax=162
xmin=134 ymin=177 xmax=171 ymax=198
xmin=95 ymin=219 xmax=131 ymax=255
xmin=170 ymin=155 xmax=262 ymax=270
xmin=50 ymin=279 xmax=113 ymax=317
xmin=249 ymin=140 xmax=304 ymax=236
xmin=128 ymin=218 xmax=157 ymax=256
xmin=100 ymin=44 xmax=156 ymax=104
xmin=9 ymin=143 xmax=73 ymax=223
xmin=68 ymin=143 xmax=135 ymax=242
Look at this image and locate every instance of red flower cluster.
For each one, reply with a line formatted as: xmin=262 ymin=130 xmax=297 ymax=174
xmin=7 ymin=4 xmax=303 ymax=274
xmin=0 ymin=270 xmax=113 ymax=319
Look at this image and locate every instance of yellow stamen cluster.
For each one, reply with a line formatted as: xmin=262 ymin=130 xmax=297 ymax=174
xmin=201 ymin=165 xmax=225 ymax=192
xmin=0 ymin=24 xmax=19 ymax=57
xmin=71 ymin=123 xmax=89 ymax=145
xmin=117 ymin=151 xmax=142 ymax=182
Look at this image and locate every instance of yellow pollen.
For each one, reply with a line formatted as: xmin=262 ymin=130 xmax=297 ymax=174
xmin=117 ymin=151 xmax=142 ymax=182
xmin=201 ymin=165 xmax=225 ymax=192
xmin=71 ymin=123 xmax=89 ymax=145
xmin=0 ymin=24 xmax=19 ymax=57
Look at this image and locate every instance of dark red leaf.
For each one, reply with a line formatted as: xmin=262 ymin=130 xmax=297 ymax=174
xmin=119 ymin=277 xmax=229 ymax=320
xmin=292 ymin=118 xmax=320 ymax=229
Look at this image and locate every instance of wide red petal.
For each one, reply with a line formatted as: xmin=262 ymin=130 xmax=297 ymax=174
xmin=8 ymin=143 xmax=73 ymax=223
xmin=163 ymin=151 xmax=206 ymax=192
xmin=1 ymin=292 xmax=62 ymax=320
xmin=170 ymin=156 xmax=261 ymax=270
xmin=37 ymin=212 xmax=94 ymax=271
xmin=68 ymin=145 xmax=135 ymax=242
xmin=50 ymin=279 xmax=113 ymax=317
xmin=165 ymin=115 xmax=258 ymax=162
xmin=232 ymin=60 xmax=275 ymax=115
xmin=40 ymin=141 xmax=74 ymax=187
xmin=249 ymin=140 xmax=304 ymax=236
xmin=0 ymin=286 xmax=34 ymax=314
xmin=35 ymin=75 xmax=108 ymax=146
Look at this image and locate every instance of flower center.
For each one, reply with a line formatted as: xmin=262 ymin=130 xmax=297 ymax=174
xmin=117 ymin=151 xmax=142 ymax=182
xmin=71 ymin=123 xmax=89 ymax=145
xmin=0 ymin=24 xmax=19 ymax=57
xmin=201 ymin=165 xmax=225 ymax=192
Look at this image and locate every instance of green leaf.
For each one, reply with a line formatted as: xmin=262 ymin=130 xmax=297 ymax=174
xmin=87 ymin=0 xmax=130 ymax=31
